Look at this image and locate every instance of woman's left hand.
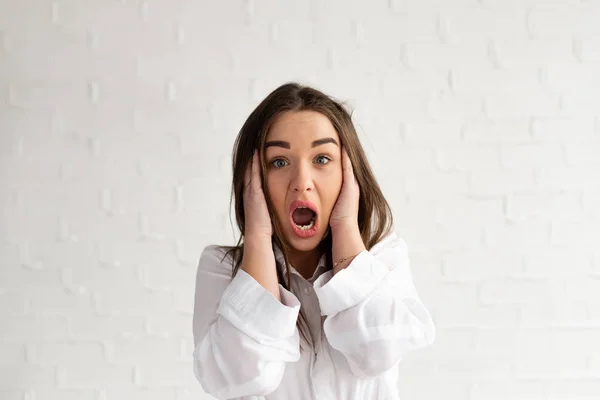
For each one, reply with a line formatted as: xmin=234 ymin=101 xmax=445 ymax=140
xmin=329 ymin=146 xmax=360 ymax=231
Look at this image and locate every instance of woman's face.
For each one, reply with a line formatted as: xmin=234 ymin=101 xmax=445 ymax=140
xmin=264 ymin=110 xmax=343 ymax=252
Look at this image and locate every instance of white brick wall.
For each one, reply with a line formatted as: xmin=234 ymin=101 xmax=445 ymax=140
xmin=1 ymin=0 xmax=599 ymax=399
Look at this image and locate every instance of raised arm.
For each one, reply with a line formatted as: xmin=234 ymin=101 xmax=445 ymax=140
xmin=192 ymin=240 xmax=301 ymax=399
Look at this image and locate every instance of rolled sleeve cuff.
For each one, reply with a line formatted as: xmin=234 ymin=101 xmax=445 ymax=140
xmin=217 ymin=269 xmax=301 ymax=340
xmin=313 ymin=249 xmax=391 ymax=316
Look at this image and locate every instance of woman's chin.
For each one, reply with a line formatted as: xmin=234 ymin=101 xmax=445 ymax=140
xmin=284 ymin=224 xmax=323 ymax=251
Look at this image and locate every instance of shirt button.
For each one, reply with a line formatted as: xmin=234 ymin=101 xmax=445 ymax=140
xmin=304 ymin=286 xmax=312 ymax=295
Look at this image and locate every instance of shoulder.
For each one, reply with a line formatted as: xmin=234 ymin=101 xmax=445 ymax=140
xmin=197 ymin=244 xmax=238 ymax=277
xmin=370 ymin=230 xmax=408 ymax=254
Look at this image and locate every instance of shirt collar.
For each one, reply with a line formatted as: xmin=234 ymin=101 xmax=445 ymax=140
xmin=272 ymin=240 xmax=328 ymax=284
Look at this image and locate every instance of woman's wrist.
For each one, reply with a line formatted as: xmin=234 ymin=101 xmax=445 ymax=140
xmin=331 ymin=223 xmax=365 ymax=274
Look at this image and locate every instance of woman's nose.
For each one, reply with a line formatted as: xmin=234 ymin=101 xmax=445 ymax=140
xmin=292 ymin=164 xmax=314 ymax=192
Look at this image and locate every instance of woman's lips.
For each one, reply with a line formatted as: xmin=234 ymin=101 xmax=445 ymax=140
xmin=289 ymin=199 xmax=318 ymax=216
xmin=289 ymin=199 xmax=319 ymax=238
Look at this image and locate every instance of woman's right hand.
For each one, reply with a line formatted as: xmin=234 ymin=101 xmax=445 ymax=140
xmin=243 ymin=149 xmax=273 ymax=239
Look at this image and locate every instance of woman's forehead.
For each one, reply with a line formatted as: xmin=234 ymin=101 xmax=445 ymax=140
xmin=266 ymin=110 xmax=339 ymax=144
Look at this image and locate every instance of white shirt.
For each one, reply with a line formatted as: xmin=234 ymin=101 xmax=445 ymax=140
xmin=192 ymin=231 xmax=435 ymax=400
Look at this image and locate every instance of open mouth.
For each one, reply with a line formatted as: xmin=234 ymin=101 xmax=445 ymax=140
xmin=291 ymin=207 xmax=317 ymax=230
xmin=289 ymin=200 xmax=319 ymax=237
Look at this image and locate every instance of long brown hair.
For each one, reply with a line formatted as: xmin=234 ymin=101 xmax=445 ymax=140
xmin=216 ymin=82 xmax=394 ymax=350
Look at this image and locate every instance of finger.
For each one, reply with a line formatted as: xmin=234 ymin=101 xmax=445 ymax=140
xmin=244 ymin=150 xmax=253 ymax=191
xmin=251 ymin=149 xmax=261 ymax=191
xmin=343 ymin=146 xmax=358 ymax=185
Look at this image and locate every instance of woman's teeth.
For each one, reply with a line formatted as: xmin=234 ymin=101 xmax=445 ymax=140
xmin=293 ymin=218 xmax=315 ymax=230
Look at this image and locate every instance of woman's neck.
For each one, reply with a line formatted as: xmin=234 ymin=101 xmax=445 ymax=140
xmin=288 ymin=248 xmax=323 ymax=280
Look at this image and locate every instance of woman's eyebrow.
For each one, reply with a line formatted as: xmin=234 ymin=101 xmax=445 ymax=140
xmin=265 ymin=137 xmax=339 ymax=149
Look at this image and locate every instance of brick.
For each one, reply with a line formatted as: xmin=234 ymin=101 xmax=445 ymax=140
xmin=404 ymin=41 xmax=492 ymax=70
xmin=390 ymin=0 xmax=478 ymax=12
xmin=435 ymin=145 xmax=500 ymax=171
xmin=147 ymin=314 xmax=192 ymax=337
xmin=4 ymin=41 xmax=136 ymax=83
xmin=397 ymin=379 xmax=470 ymax=400
xmin=523 ymin=249 xmax=592 ymax=276
xmin=140 ymin=1 xmax=246 ymax=25
xmin=409 ymin=220 xmax=483 ymax=252
xmin=564 ymin=277 xmax=600 ymax=304
xmin=29 ymin=342 xmax=105 ymax=366
xmin=94 ymin=286 xmax=174 ymax=316
xmin=0 ymin=343 xmax=25 ymax=365
xmin=537 ymin=167 xmax=600 ymax=191
xmin=33 ymin=389 xmax=96 ymax=400
xmin=107 ymin=337 xmax=181 ymax=364
xmin=492 ymin=38 xmax=575 ymax=68
xmin=89 ymin=77 xmax=171 ymax=109
xmin=134 ymin=363 xmax=195 ymax=387
xmin=583 ymin=189 xmax=600 ymax=220
xmin=102 ymin=388 xmax=177 ymax=400
xmin=0 ymin=391 xmax=25 ymax=400
xmin=441 ymin=7 xmax=529 ymax=43
xmin=485 ymin=90 xmax=560 ymax=118
xmin=576 ymin=37 xmax=600 ymax=62
xmin=443 ymin=250 xmax=522 ymax=280
xmin=463 ymin=118 xmax=532 ymax=144
xmin=379 ymin=145 xmax=437 ymax=173
xmin=57 ymin=365 xmax=133 ymax=389
xmin=418 ymin=280 xmax=476 ymax=307
xmin=3 ymin=317 xmax=68 ymax=343
xmin=392 ymin=198 xmax=439 ymax=239
xmin=545 ymin=63 xmax=600 ymax=92
xmin=69 ymin=315 xmax=145 ymax=340
xmin=561 ymin=90 xmax=600 ymax=116
xmin=406 ymin=171 xmax=468 ymax=197
xmin=451 ymin=67 xmax=540 ymax=94
xmin=371 ymin=10 xmax=440 ymax=41
xmin=519 ymin=302 xmax=589 ymax=328
xmin=409 ymin=251 xmax=444 ymax=281
xmin=0 ymin=366 xmax=55 ymax=390
xmin=8 ymin=81 xmax=89 ymax=110
xmin=476 ymin=329 xmax=550 ymax=357
xmin=484 ymin=221 xmax=550 ymax=249
xmin=173 ymin=284 xmax=196 ymax=314
xmin=478 ymin=277 xmax=564 ymax=305
xmin=437 ymin=354 xmax=512 ymax=379
xmin=470 ymin=168 xmax=536 ymax=195
xmin=28 ymin=287 xmax=93 ymax=316
xmin=428 ymin=91 xmax=485 ymax=120
xmin=434 ymin=303 xmax=520 ymax=328
xmin=470 ymin=380 xmax=545 ymax=400
xmin=545 ymin=381 xmax=600 ymax=400
xmin=0 ymin=289 xmax=29 ymax=315
xmin=403 ymin=119 xmax=462 ymax=145
xmin=62 ymin=262 xmax=141 ymax=295
xmin=550 ymin=330 xmax=600 ymax=358
xmin=137 ymin=47 xmax=234 ymax=81
xmin=514 ymin=351 xmax=589 ymax=379
xmin=565 ymin=141 xmax=600 ymax=166
xmin=507 ymin=192 xmax=583 ymax=223
xmin=529 ymin=2 xmax=599 ymax=39
xmin=531 ymin=117 xmax=596 ymax=142
xmin=429 ymin=328 xmax=476 ymax=356
xmin=382 ymin=70 xmax=449 ymax=95
xmin=551 ymin=221 xmax=600 ymax=248
xmin=437 ymin=197 xmax=504 ymax=226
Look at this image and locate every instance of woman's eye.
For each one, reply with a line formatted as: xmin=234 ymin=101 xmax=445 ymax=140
xmin=272 ymin=159 xmax=287 ymax=168
xmin=315 ymin=155 xmax=331 ymax=165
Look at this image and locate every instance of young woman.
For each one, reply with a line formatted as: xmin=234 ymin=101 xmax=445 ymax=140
xmin=192 ymin=83 xmax=435 ymax=400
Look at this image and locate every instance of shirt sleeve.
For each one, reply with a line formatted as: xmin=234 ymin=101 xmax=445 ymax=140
xmin=312 ymin=231 xmax=435 ymax=378
xmin=192 ymin=245 xmax=301 ymax=399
